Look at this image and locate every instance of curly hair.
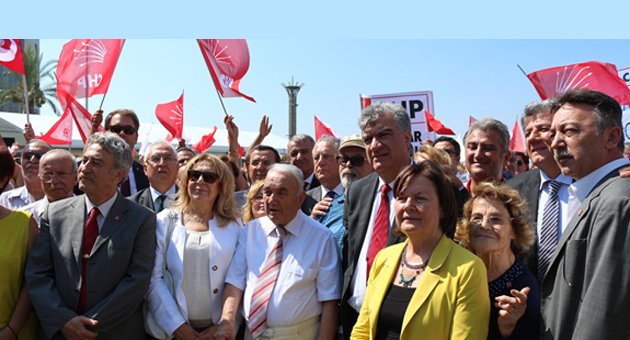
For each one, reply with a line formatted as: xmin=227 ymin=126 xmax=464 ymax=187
xmin=171 ymin=153 xmax=239 ymax=227
xmin=455 ymin=182 xmax=534 ymax=256
xmin=242 ymin=180 xmax=265 ymax=224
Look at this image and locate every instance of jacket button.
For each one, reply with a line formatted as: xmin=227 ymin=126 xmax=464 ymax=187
xmin=213 ymin=288 xmax=219 ymax=294
xmin=212 ymin=265 xmax=218 ymax=271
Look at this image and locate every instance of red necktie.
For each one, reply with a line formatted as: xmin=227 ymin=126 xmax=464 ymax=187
xmin=366 ymin=184 xmax=390 ymax=279
xmin=78 ymin=207 xmax=100 ymax=314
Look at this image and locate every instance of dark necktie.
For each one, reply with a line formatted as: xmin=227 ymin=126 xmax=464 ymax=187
xmin=366 ymin=184 xmax=390 ymax=279
xmin=155 ymin=194 xmax=167 ymax=213
xmin=120 ymin=178 xmax=131 ymax=197
xmin=324 ymin=190 xmax=337 ymax=200
xmin=539 ymin=180 xmax=561 ymax=281
xmin=78 ymin=207 xmax=100 ymax=314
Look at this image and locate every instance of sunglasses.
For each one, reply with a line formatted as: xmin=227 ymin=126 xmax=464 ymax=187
xmin=188 ymin=170 xmax=219 ymax=184
xmin=23 ymin=151 xmax=47 ymax=160
xmin=339 ymin=155 xmax=365 ymax=167
xmin=108 ymin=125 xmax=137 ymax=135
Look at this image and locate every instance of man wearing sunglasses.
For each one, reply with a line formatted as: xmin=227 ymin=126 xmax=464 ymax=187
xmin=0 ymin=139 xmax=51 ymax=209
xmin=102 ymin=109 xmax=149 ymax=196
xmin=129 ymin=141 xmax=178 ymax=213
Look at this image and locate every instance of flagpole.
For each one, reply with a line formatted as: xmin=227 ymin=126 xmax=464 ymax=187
xmin=517 ymin=64 xmax=528 ymax=78
xmin=21 ymin=73 xmax=30 ymax=123
xmin=98 ymin=92 xmax=107 ymax=110
xmin=214 ymin=88 xmax=229 ymax=116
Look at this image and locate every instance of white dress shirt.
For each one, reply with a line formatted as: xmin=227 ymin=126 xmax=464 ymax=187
xmin=84 ymin=193 xmax=118 ymax=231
xmin=149 ymin=185 xmax=176 ymax=210
xmin=348 ymin=177 xmax=396 ymax=313
xmin=20 ymin=196 xmax=49 ymax=225
xmin=321 ymin=183 xmax=344 ymax=199
xmin=225 ymin=211 xmax=341 ymax=327
xmin=0 ymin=186 xmax=34 ymax=209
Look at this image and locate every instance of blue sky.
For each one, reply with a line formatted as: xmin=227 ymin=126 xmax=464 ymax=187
xmin=35 ymin=39 xmax=630 ymax=142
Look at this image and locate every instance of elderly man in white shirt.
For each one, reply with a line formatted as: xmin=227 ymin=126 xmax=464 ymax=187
xmin=216 ymin=163 xmax=341 ymax=340
xmin=21 ymin=149 xmax=77 ymax=224
xmin=0 ymin=139 xmax=51 ymax=209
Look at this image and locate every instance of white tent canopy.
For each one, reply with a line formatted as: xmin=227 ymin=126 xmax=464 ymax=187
xmin=0 ymin=111 xmax=288 ymax=154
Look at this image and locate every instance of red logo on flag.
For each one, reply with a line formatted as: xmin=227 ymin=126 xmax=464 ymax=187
xmin=197 ymin=39 xmax=255 ymax=102
xmin=40 ymin=108 xmax=73 ymax=145
xmin=56 ymin=39 xmax=124 ymax=99
xmin=156 ymin=92 xmax=184 ymax=140
xmin=0 ymin=39 xmax=25 ymax=74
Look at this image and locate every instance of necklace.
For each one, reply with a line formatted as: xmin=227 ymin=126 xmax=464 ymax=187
xmin=398 ymin=248 xmax=429 ymax=288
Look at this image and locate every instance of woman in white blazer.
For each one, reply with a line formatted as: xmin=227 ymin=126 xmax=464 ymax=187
xmin=148 ymin=153 xmax=242 ymax=339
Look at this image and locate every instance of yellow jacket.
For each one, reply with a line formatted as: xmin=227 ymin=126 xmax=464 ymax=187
xmin=350 ymin=234 xmax=489 ymax=340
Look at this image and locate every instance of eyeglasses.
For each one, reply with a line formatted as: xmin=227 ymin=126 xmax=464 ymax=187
xmin=108 ymin=125 xmax=137 ymax=135
xmin=148 ymin=155 xmax=176 ymax=164
xmin=469 ymin=215 xmax=513 ymax=227
xmin=40 ymin=172 xmax=73 ymax=181
xmin=23 ymin=151 xmax=46 ymax=160
xmin=338 ymin=155 xmax=365 ymax=167
xmin=188 ymin=170 xmax=219 ymax=184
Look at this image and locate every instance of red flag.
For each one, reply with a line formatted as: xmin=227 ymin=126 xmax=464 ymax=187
xmin=197 ymin=39 xmax=255 ymax=102
xmin=238 ymin=144 xmax=246 ymax=158
xmin=156 ymin=92 xmax=184 ymax=140
xmin=314 ymin=115 xmax=337 ymax=140
xmin=424 ymin=110 xmax=455 ymax=135
xmin=509 ymin=120 xmax=525 ymax=153
xmin=527 ymin=61 xmax=630 ymax=104
xmin=56 ymin=39 xmax=125 ymax=99
xmin=57 ymin=89 xmax=103 ymax=142
xmin=0 ymin=39 xmax=25 ymax=74
xmin=360 ymin=95 xmax=372 ymax=110
xmin=40 ymin=108 xmax=73 ymax=145
xmin=192 ymin=126 xmax=218 ymax=153
xmin=469 ymin=115 xmax=478 ymax=127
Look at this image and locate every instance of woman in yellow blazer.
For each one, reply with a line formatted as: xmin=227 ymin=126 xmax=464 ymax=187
xmin=351 ymin=161 xmax=490 ymax=340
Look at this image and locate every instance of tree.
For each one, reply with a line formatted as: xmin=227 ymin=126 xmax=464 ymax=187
xmin=0 ymin=45 xmax=59 ymax=115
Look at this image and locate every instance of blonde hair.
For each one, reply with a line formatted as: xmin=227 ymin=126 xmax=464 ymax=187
xmin=455 ymin=182 xmax=534 ymax=256
xmin=242 ymin=180 xmax=265 ymax=224
xmin=413 ymin=144 xmax=452 ymax=169
xmin=171 ymin=153 xmax=239 ymax=227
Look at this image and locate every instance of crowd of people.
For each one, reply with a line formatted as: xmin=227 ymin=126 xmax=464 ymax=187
xmin=0 ymin=88 xmax=629 ymax=340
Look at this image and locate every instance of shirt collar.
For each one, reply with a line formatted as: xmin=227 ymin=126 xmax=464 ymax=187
xmin=260 ymin=210 xmax=304 ymax=238
xmin=321 ymin=183 xmax=344 ymax=198
xmin=538 ymin=170 xmax=573 ymax=191
xmin=149 ymin=184 xmax=176 ymax=199
xmin=85 ymin=192 xmax=118 ymax=219
xmin=570 ymin=158 xmax=630 ymax=202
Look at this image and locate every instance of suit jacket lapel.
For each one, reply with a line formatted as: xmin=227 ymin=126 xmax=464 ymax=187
xmin=90 ymin=195 xmax=129 ymax=256
xmin=354 ymin=173 xmax=380 ymax=254
xmin=70 ymin=197 xmax=86 ymax=268
xmin=141 ymin=189 xmax=154 ymax=210
xmin=402 ymin=235 xmax=449 ymax=334
xmin=526 ymin=170 xmax=541 ymax=222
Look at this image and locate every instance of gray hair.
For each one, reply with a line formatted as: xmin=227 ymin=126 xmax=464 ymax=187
xmin=22 ymin=139 xmax=51 ymax=153
xmin=146 ymin=141 xmax=176 ymax=159
xmin=288 ymin=134 xmax=315 ymax=148
xmin=316 ymin=135 xmax=340 ymax=152
xmin=520 ymin=99 xmax=557 ymax=129
xmin=39 ymin=149 xmax=78 ymax=174
xmin=85 ymin=132 xmax=132 ymax=172
xmin=464 ymin=118 xmax=510 ymax=155
xmin=267 ymin=163 xmax=304 ymax=193
xmin=359 ymin=102 xmax=413 ymax=157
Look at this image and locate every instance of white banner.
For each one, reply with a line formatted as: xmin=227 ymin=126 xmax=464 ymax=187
xmin=618 ymin=67 xmax=630 ymax=142
xmin=360 ymin=91 xmax=434 ymax=151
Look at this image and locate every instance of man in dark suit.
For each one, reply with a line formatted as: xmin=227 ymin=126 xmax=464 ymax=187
xmin=26 ymin=132 xmax=156 ymax=339
xmin=302 ymin=136 xmax=343 ymax=215
xmin=341 ymin=103 xmax=412 ymax=338
xmin=288 ymin=133 xmax=320 ymax=190
xmin=507 ymin=99 xmax=573 ymax=280
xmin=542 ymin=89 xmax=630 ymax=339
xmin=129 ymin=141 xmax=178 ymax=212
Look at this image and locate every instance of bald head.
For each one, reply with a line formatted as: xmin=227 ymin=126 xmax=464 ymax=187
xmin=39 ymin=149 xmax=77 ymax=202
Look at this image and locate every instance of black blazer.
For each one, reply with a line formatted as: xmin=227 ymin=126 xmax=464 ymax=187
xmin=507 ymin=169 xmax=542 ymax=276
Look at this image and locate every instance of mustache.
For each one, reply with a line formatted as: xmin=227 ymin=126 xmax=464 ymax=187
xmin=554 ymin=149 xmax=573 ymax=160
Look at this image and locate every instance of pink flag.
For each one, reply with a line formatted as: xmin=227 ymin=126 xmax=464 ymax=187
xmin=469 ymin=115 xmax=478 ymax=127
xmin=40 ymin=108 xmax=73 ymax=145
xmin=192 ymin=126 xmax=218 ymax=153
xmin=197 ymin=39 xmax=255 ymax=102
xmin=509 ymin=120 xmax=525 ymax=153
xmin=57 ymin=89 xmax=103 ymax=142
xmin=156 ymin=92 xmax=184 ymax=140
xmin=424 ymin=110 xmax=455 ymax=135
xmin=56 ymin=39 xmax=125 ymax=99
xmin=314 ymin=115 xmax=337 ymax=140
xmin=0 ymin=39 xmax=25 ymax=74
xmin=527 ymin=61 xmax=630 ymax=105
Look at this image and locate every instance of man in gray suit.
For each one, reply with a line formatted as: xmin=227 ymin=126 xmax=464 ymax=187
xmin=129 ymin=141 xmax=178 ymax=212
xmin=542 ymin=89 xmax=630 ymax=339
xmin=26 ymin=132 xmax=156 ymax=339
xmin=507 ymin=99 xmax=573 ymax=280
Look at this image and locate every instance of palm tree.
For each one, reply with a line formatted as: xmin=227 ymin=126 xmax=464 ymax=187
xmin=0 ymin=45 xmax=59 ymax=115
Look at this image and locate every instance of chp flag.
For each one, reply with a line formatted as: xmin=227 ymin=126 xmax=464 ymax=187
xmin=618 ymin=67 xmax=630 ymax=142
xmin=0 ymin=39 xmax=25 ymax=74
xmin=360 ymin=91 xmax=435 ymax=151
